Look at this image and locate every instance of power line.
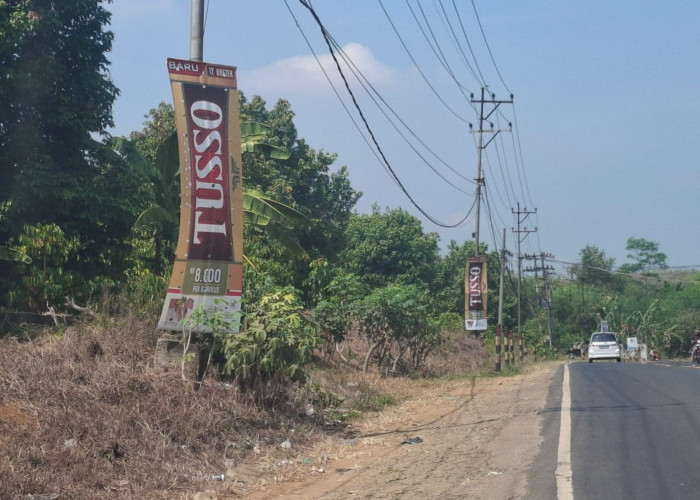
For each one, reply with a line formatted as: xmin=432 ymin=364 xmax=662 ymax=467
xmin=290 ymin=1 xmax=539 ymax=241
xmin=295 ymin=0 xmax=470 ymax=228
xmin=404 ymin=0 xmax=475 ymax=102
xmin=378 ymin=0 xmax=472 ymax=123
xmin=435 ymin=0 xmax=487 ymax=87
xmin=283 ymin=1 xmax=388 ymax=168
xmin=295 ymin=1 xmax=477 ymax=193
xmin=325 ymin=40 xmax=476 ymax=191
xmin=447 ymin=0 xmax=487 ymax=86
xmin=470 ymin=0 xmax=511 ymax=94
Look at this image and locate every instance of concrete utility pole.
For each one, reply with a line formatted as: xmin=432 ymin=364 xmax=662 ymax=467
xmin=190 ymin=0 xmax=204 ymax=61
xmin=469 ymin=88 xmax=512 ymax=256
xmin=512 ymin=203 xmax=536 ymax=343
xmin=524 ymin=252 xmax=555 ymax=348
xmin=496 ymin=228 xmax=509 ymax=371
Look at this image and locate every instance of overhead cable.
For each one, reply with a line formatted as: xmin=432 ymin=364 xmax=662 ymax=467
xmin=378 ymin=0 xmax=472 ymax=123
xmin=470 ymin=0 xmax=512 ymax=94
xmin=296 ymin=0 xmax=469 ymax=227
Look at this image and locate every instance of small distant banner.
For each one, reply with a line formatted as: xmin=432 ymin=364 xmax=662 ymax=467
xmin=465 ymin=256 xmax=488 ymax=331
xmin=158 ymin=58 xmax=244 ymax=332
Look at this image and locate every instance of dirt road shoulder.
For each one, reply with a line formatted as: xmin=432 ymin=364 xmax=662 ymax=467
xmin=247 ymin=361 xmax=563 ymax=500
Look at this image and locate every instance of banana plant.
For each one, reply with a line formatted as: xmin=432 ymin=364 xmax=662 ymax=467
xmin=0 ymin=246 xmax=32 ymax=264
xmin=107 ymin=123 xmax=307 ymax=272
xmin=108 ymin=133 xmax=180 ymax=273
xmin=240 ymin=121 xmax=291 ymax=160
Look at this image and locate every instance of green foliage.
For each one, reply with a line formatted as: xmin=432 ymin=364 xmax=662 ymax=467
xmin=7 ymin=223 xmax=81 ymax=310
xmin=354 ymin=283 xmax=439 ymax=373
xmin=122 ymin=267 xmax=170 ymax=319
xmin=339 ymin=206 xmax=440 ymax=290
xmin=311 ymin=267 xmax=367 ymax=347
xmin=108 ymin=132 xmax=180 ymax=274
xmin=240 ymin=121 xmax=291 ymax=159
xmin=190 ymin=279 xmax=321 ymax=402
xmin=239 ymin=95 xmax=360 ymax=285
xmin=128 ymin=102 xmax=176 ymax=163
xmin=569 ymin=245 xmax=621 ymax=289
xmin=437 ymin=312 xmax=465 ymax=330
xmin=619 ymin=237 xmax=668 ymax=274
xmin=0 ymin=1 xmax=145 ymax=309
xmin=0 ymin=246 xmax=31 ymax=264
xmin=0 ymin=0 xmax=118 ymax=229
xmin=182 ymin=279 xmax=319 ymax=404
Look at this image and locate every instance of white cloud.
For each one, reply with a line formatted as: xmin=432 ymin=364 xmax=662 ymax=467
xmin=240 ymin=42 xmax=400 ymax=97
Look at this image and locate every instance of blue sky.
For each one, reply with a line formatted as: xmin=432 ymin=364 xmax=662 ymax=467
xmin=105 ymin=0 xmax=700 ymax=270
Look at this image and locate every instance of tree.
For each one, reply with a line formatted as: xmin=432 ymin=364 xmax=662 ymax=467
xmin=7 ymin=223 xmax=81 ymax=310
xmin=309 ymin=262 xmax=367 ymax=355
xmin=123 ymin=97 xmax=358 ymax=291
xmin=619 ymin=237 xmax=668 ymax=274
xmin=239 ymin=95 xmax=361 ymax=265
xmin=128 ymin=102 xmax=175 ymax=164
xmin=354 ymin=283 xmax=435 ymax=374
xmin=570 ymin=245 xmax=620 ymax=288
xmin=339 ymin=205 xmax=440 ymax=290
xmin=0 ymin=0 xmax=119 ymax=238
xmin=109 ymin=133 xmax=180 ymax=275
xmin=0 ymin=1 xmax=145 ymax=308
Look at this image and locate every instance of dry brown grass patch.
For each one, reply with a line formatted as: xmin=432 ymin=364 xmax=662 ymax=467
xmin=0 ymin=318 xmax=499 ymax=499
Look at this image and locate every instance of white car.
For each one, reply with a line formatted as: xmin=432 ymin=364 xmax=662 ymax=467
xmin=587 ymin=332 xmax=621 ymax=363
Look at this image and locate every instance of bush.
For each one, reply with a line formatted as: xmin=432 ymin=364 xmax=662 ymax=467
xmin=182 ymin=283 xmax=320 ymax=406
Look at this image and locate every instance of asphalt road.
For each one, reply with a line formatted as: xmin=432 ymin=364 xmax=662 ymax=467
xmin=527 ymin=360 xmax=700 ymax=500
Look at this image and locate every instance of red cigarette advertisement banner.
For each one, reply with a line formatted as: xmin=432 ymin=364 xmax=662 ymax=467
xmin=465 ymin=256 xmax=488 ymax=331
xmin=158 ymin=58 xmax=244 ymax=332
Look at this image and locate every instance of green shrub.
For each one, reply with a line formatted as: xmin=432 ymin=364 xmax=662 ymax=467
xmin=182 ymin=284 xmax=320 ymax=405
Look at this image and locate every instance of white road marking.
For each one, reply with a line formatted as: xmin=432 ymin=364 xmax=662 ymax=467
xmin=556 ymin=363 xmax=574 ymax=499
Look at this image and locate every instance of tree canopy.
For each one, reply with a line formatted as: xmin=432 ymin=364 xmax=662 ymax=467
xmin=569 ymin=245 xmax=619 ymax=288
xmin=1 ymin=2 xmax=699 ymax=374
xmin=339 ymin=205 xmax=440 ymax=290
xmin=619 ymin=237 xmax=668 ymax=274
xmin=0 ymin=0 xmax=139 ymax=305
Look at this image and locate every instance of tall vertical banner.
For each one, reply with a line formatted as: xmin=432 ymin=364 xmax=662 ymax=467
xmin=158 ymin=58 xmax=244 ymax=332
xmin=465 ymin=256 xmax=488 ymax=331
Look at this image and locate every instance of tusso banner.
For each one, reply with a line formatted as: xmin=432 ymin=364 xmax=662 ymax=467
xmin=158 ymin=58 xmax=244 ymax=332
xmin=465 ymin=256 xmax=488 ymax=331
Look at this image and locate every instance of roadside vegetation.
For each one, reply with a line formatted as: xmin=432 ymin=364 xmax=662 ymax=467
xmin=1 ymin=2 xmax=700 ymax=498
xmin=0 ymin=313 xmax=493 ymax=499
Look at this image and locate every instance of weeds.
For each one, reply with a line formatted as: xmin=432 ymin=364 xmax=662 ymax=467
xmin=0 ymin=312 xmax=523 ymax=499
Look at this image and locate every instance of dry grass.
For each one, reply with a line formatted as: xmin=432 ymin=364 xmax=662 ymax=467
xmin=0 ymin=319 xmax=494 ymax=499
